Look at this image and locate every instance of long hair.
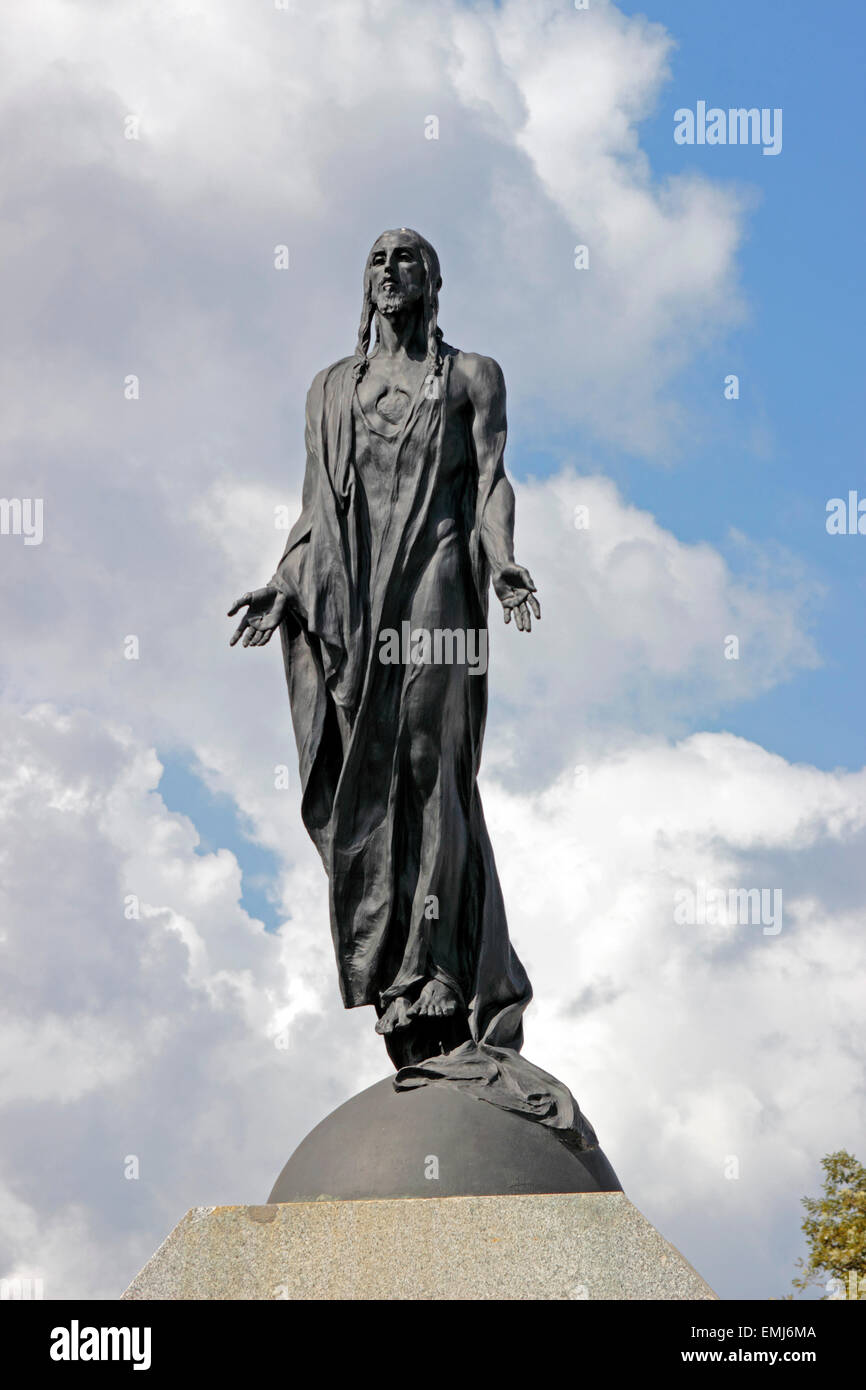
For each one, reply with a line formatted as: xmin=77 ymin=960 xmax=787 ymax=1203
xmin=353 ymin=229 xmax=443 ymax=388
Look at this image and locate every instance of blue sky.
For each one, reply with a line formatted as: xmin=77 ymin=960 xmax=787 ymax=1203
xmin=538 ymin=0 xmax=866 ymax=771
xmin=159 ymin=753 xmax=283 ymax=931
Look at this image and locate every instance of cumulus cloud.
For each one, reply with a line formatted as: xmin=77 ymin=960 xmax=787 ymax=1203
xmin=0 ymin=706 xmax=384 ymax=1297
xmin=489 ymin=732 xmax=866 ymax=1297
xmin=485 ymin=470 xmax=821 ymax=782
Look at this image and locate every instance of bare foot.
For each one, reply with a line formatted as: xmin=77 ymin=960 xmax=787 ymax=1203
xmin=407 ymin=980 xmax=458 ymax=1019
xmin=375 ymin=996 xmax=413 ymax=1034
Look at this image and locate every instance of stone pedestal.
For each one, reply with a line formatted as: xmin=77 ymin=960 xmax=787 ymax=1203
xmin=122 ymin=1193 xmax=717 ymax=1300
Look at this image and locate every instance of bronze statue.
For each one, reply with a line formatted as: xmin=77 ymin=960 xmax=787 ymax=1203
xmin=229 ymin=229 xmax=595 ymax=1146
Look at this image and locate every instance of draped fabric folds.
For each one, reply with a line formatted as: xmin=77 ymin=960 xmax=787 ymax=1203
xmin=271 ymin=351 xmax=597 ymax=1150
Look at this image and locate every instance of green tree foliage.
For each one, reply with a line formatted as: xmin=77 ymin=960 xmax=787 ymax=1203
xmin=792 ymin=1150 xmax=866 ymax=1298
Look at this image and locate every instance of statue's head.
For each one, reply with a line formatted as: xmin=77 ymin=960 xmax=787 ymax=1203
xmin=354 ymin=228 xmax=443 ymax=382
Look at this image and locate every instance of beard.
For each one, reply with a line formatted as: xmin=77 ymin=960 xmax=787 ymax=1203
xmin=375 ymin=287 xmax=414 ymax=314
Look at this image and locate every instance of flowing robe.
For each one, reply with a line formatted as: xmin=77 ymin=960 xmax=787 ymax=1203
xmin=270 ymin=349 xmax=596 ymax=1147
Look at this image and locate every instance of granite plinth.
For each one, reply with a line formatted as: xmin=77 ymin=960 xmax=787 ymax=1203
xmin=122 ymin=1193 xmax=717 ymax=1301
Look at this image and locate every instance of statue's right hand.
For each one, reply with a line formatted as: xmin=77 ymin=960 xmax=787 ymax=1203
xmin=227 ymin=585 xmax=288 ymax=647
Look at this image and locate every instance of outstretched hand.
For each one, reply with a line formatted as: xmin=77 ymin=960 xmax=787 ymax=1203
xmin=492 ymin=563 xmax=540 ymax=632
xmin=227 ymin=585 xmax=287 ymax=647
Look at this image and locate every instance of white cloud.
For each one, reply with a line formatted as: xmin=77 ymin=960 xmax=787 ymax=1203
xmin=0 ymin=704 xmax=384 ymax=1296
xmin=485 ymin=471 xmax=820 ymax=782
xmin=486 ymin=731 xmax=866 ymax=1295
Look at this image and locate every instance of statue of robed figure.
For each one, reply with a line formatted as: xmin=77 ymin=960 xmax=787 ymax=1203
xmin=229 ymin=229 xmax=596 ymax=1150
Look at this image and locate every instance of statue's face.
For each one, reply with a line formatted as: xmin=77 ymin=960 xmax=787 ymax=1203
xmin=367 ymin=232 xmax=426 ymax=316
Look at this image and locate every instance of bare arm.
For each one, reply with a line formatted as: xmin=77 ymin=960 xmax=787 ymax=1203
xmin=465 ymin=355 xmax=540 ymax=632
xmin=467 ymin=354 xmax=514 ymax=572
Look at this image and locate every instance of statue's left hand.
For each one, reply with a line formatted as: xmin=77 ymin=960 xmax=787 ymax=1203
xmin=492 ymin=563 xmax=540 ymax=632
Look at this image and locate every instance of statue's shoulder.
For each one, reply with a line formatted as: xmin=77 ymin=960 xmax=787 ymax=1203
xmin=446 ymin=346 xmax=505 ymax=403
xmin=305 ymin=356 xmax=356 ymax=407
